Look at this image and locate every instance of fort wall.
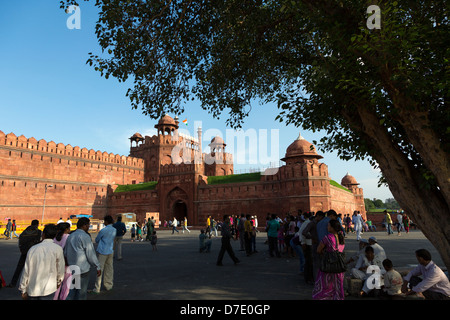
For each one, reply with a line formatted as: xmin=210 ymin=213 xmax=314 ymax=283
xmin=0 ymin=130 xmax=144 ymax=222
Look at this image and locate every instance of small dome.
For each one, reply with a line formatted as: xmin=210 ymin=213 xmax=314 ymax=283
xmin=131 ymin=133 xmax=143 ymax=139
xmin=341 ymin=173 xmax=359 ymax=186
xmin=283 ymin=132 xmax=322 ymax=160
xmin=158 ymin=114 xmax=177 ymax=126
xmin=209 ymin=136 xmax=226 ymax=147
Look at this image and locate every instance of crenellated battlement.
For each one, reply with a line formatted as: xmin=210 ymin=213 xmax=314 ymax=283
xmin=0 ymin=130 xmax=144 ymax=169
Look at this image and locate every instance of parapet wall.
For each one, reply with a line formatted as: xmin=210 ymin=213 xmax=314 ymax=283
xmin=0 ymin=131 xmax=144 ymax=168
xmin=0 ymin=130 xmax=145 ymax=222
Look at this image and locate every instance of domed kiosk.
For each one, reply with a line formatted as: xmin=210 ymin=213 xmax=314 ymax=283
xmin=281 ymin=132 xmax=323 ymax=164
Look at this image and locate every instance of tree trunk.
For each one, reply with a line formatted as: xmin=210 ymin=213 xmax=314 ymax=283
xmin=344 ymin=106 xmax=450 ymax=271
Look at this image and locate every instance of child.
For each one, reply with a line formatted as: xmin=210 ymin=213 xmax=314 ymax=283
xmin=382 ymin=259 xmax=404 ymax=299
xmin=151 ymin=231 xmax=158 ymax=251
xmin=199 ymin=229 xmax=212 ymax=253
xmin=131 ymin=224 xmax=136 ymax=242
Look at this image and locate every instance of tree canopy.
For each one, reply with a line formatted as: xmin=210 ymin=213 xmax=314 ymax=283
xmin=60 ymin=0 xmax=450 ymax=269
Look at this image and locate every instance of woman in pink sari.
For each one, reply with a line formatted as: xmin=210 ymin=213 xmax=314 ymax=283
xmin=312 ymin=219 xmax=346 ymax=300
xmin=53 ymin=223 xmax=72 ymax=300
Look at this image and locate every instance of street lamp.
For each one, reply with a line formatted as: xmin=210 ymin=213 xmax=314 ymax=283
xmin=41 ymin=184 xmax=53 ymax=225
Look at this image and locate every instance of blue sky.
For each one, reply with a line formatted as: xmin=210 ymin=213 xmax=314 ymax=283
xmin=0 ymin=1 xmax=393 ymax=201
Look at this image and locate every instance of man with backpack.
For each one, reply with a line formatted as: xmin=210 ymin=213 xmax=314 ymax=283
xmin=7 ymin=220 xmax=42 ymax=288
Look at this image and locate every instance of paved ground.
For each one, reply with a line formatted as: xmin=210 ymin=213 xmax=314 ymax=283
xmin=0 ymin=228 xmax=446 ymax=301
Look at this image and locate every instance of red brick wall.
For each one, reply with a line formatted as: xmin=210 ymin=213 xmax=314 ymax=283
xmin=0 ymin=131 xmax=144 ymax=223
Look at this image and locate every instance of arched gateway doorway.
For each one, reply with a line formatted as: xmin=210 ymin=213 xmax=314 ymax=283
xmin=165 ymin=187 xmax=190 ymax=224
xmin=172 ymin=200 xmax=187 ymax=222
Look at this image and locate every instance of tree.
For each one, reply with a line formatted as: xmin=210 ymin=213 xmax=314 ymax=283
xmin=364 ymin=198 xmax=375 ymax=211
xmin=373 ymin=199 xmax=384 ymax=209
xmin=59 ymin=1 xmax=450 ymax=270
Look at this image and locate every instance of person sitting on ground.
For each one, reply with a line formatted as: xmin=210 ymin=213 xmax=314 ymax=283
xmin=199 ymin=229 xmax=212 ymax=253
xmin=402 ymin=249 xmax=450 ymax=300
xmin=381 ymin=259 xmax=404 ymax=299
xmin=368 ymin=236 xmax=386 ymax=261
xmin=351 ymin=246 xmax=385 ymax=297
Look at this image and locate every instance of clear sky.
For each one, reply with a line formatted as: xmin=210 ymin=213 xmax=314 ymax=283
xmin=0 ymin=1 xmax=393 ymax=201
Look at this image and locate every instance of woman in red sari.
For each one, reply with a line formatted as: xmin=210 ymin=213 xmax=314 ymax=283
xmin=312 ymin=219 xmax=346 ymax=300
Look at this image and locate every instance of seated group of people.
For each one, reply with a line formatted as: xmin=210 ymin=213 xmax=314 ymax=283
xmin=347 ymin=236 xmax=450 ymax=300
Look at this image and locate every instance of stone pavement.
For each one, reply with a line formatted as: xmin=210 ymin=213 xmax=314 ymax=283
xmin=0 ymin=228 xmax=445 ymax=301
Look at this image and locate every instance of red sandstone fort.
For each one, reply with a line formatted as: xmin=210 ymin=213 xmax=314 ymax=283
xmin=0 ymin=115 xmax=365 ymax=226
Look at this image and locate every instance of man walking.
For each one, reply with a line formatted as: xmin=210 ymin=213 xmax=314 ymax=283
xmin=18 ymin=224 xmax=65 ymax=300
xmin=93 ymin=215 xmax=117 ymax=294
xmin=7 ymin=220 xmax=42 ymax=288
xmin=64 ymin=217 xmax=101 ymax=300
xmin=216 ymin=215 xmax=240 ymax=266
xmin=113 ymin=215 xmax=126 ymax=260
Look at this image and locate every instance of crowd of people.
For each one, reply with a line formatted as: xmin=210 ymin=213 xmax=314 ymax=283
xmin=258 ymin=209 xmax=449 ymax=300
xmin=1 ymin=210 xmax=449 ymax=301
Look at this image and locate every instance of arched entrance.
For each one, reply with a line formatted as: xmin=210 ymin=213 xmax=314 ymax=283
xmin=173 ymin=200 xmax=187 ymax=222
xmin=164 ymin=186 xmax=190 ymax=223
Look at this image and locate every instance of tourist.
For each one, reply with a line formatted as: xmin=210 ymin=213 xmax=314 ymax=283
xmin=402 ymin=249 xmax=450 ymax=300
xmin=299 ymin=212 xmax=313 ymax=284
xmin=64 ymin=217 xmax=101 ymax=300
xmin=57 ymin=217 xmax=65 ymax=224
xmin=206 ymin=215 xmax=211 ymax=237
xmin=303 ymin=211 xmax=324 ymax=281
xmin=146 ymin=217 xmax=155 ymax=240
xmin=113 ymin=215 xmax=127 ymax=260
xmin=183 ymin=217 xmax=190 ymax=233
xmin=136 ymin=223 xmax=143 ymax=241
xmin=53 ymin=222 xmax=71 ymax=248
xmin=285 ymin=215 xmax=297 ymax=258
xmin=385 ymin=210 xmax=393 ymax=235
xmin=290 ymin=226 xmax=305 ymax=274
xmin=52 ymin=222 xmax=72 ymax=300
xmin=211 ymin=218 xmax=218 ymax=237
xmin=199 ymin=229 xmax=212 ymax=253
xmin=277 ymin=223 xmax=285 ymax=254
xmin=396 ymin=211 xmax=403 ymax=236
xmin=352 ymin=211 xmax=364 ymax=240
xmin=3 ymin=219 xmax=12 ymax=239
xmin=151 ymin=231 xmax=158 ymax=251
xmin=131 ymin=224 xmax=136 ymax=242
xmin=216 ymin=215 xmax=240 ymax=266
xmin=238 ymin=214 xmax=246 ymax=251
xmin=10 ymin=220 xmax=19 ymax=239
xmin=19 ymin=224 xmax=65 ymax=300
xmin=266 ymin=214 xmax=281 ymax=258
xmin=7 ymin=219 xmax=42 ymax=288
xmin=351 ymin=246 xmax=385 ymax=297
xmin=93 ymin=215 xmax=116 ymax=294
xmin=346 ymin=238 xmax=369 ymax=269
xmin=172 ymin=217 xmax=179 ymax=234
xmin=244 ymin=214 xmax=253 ymax=256
xmin=381 ymin=259 xmax=403 ymax=299
xmin=250 ymin=220 xmax=257 ymax=253
xmin=366 ymin=219 xmax=376 ymax=232
xmin=368 ymin=236 xmax=386 ymax=261
xmin=66 ymin=217 xmax=72 ymax=227
xmin=312 ymin=219 xmax=346 ymax=300
xmin=402 ymin=213 xmax=410 ymax=234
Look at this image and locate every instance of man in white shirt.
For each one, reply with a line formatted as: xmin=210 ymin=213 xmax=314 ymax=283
xmin=368 ymin=236 xmax=387 ymax=261
xmin=352 ymin=211 xmax=364 ymax=240
xmin=352 ymin=246 xmax=385 ymax=296
xmin=402 ymin=249 xmax=450 ymax=300
xmin=19 ymin=224 xmax=65 ymax=300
